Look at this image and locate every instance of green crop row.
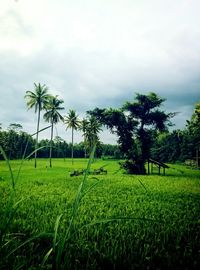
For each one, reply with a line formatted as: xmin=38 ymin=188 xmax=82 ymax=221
xmin=0 ymin=158 xmax=199 ymax=269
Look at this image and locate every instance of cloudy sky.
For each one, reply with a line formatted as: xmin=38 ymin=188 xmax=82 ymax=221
xmin=0 ymin=0 xmax=200 ymax=144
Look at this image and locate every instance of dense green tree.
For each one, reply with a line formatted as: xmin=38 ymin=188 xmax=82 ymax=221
xmin=43 ymin=95 xmax=64 ymax=167
xmin=186 ymin=102 xmax=200 ymax=146
xmin=151 ymin=130 xmax=184 ymax=162
xmin=64 ymin=110 xmax=80 ymax=164
xmin=89 ymin=93 xmax=173 ymax=174
xmin=24 ymin=83 xmax=50 ymax=168
xmin=0 ymin=127 xmax=34 ymax=160
xmin=185 ymin=102 xmax=200 ymax=165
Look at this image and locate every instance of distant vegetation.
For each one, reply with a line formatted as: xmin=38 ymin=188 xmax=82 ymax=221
xmin=0 ymin=88 xmax=199 ymax=169
xmin=0 ymin=84 xmax=199 ymax=269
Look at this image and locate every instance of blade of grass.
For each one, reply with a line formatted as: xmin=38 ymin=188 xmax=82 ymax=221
xmin=41 ymin=248 xmax=53 ymax=267
xmin=0 ymin=146 xmax=15 ymax=189
xmin=16 ymin=125 xmax=51 ymax=183
xmin=55 ymin=144 xmax=96 ymax=268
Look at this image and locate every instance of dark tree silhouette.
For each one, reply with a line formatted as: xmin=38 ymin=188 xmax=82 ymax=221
xmin=89 ymin=92 xmax=174 ymax=174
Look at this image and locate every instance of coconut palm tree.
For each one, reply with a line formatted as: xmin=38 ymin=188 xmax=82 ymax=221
xmin=86 ymin=115 xmax=102 ymax=152
xmin=79 ymin=118 xmax=89 ymax=158
xmin=64 ymin=110 xmax=80 ymax=165
xmin=43 ymin=95 xmax=64 ymax=167
xmin=24 ymin=83 xmax=50 ymax=168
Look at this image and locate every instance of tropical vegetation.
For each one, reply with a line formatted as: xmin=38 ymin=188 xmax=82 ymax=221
xmin=24 ymin=83 xmax=51 ymax=168
xmin=0 ymin=84 xmax=199 ymax=269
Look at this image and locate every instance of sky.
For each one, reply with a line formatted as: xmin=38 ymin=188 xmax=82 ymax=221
xmin=0 ymin=0 xmax=200 ymax=144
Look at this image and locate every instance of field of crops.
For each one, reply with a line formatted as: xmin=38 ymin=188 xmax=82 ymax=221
xmin=0 ymin=158 xmax=199 ymax=269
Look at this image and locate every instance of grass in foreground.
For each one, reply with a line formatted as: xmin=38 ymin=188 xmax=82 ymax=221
xmin=0 ymin=158 xmax=199 ymax=269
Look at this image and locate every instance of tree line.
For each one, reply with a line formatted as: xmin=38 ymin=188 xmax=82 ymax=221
xmin=0 ymin=83 xmax=199 ymax=174
xmin=0 ymin=126 xmax=121 ymax=161
xmin=151 ymin=102 xmax=200 ymax=163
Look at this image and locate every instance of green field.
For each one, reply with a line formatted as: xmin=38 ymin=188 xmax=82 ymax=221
xmin=0 ymin=158 xmax=200 ymax=269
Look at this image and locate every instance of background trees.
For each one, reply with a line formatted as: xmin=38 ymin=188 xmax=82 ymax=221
xmin=1 ymin=87 xmax=199 ymax=171
xmin=0 ymin=126 xmax=34 ymax=160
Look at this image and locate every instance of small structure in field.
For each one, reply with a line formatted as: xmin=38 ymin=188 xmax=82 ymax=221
xmin=70 ymin=167 xmax=107 ymax=177
xmin=148 ymin=159 xmax=169 ymax=175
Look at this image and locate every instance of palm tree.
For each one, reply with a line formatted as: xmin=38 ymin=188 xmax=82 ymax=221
xmin=79 ymin=118 xmax=89 ymax=158
xmin=43 ymin=95 xmax=64 ymax=167
xmin=86 ymin=115 xmax=102 ymax=152
xmin=24 ymin=83 xmax=50 ymax=168
xmin=64 ymin=110 xmax=80 ymax=164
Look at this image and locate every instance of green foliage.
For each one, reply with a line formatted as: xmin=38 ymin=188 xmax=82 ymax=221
xmin=152 ymin=101 xmax=200 ymax=163
xmin=24 ymin=83 xmax=51 ymax=168
xmin=0 ymin=129 xmax=34 ymax=160
xmin=0 ymin=159 xmax=199 ymax=269
xmin=0 ymin=126 xmax=119 ymax=160
xmin=43 ymin=95 xmax=65 ymax=167
xmin=79 ymin=116 xmax=103 ymax=158
xmin=64 ymin=110 xmax=80 ymax=164
xmin=89 ymin=93 xmax=173 ymax=174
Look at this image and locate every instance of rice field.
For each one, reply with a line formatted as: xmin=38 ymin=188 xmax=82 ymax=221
xmin=0 ymin=158 xmax=199 ymax=269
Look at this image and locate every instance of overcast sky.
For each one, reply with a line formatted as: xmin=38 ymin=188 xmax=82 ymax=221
xmin=0 ymin=0 xmax=200 ymax=144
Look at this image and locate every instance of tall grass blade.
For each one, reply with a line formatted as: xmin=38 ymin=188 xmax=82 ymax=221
xmin=31 ymin=125 xmax=51 ymax=137
xmin=0 ymin=145 xmax=15 ymax=189
xmin=16 ymin=125 xmax=51 ymax=183
xmin=137 ymin=178 xmax=148 ymax=191
xmin=53 ymin=214 xmax=63 ymax=250
xmin=55 ymin=144 xmax=96 ymax=268
xmin=42 ymin=248 xmax=53 ymax=267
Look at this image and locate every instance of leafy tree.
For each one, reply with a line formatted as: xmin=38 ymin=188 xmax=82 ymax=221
xmin=185 ymin=101 xmax=200 ymax=165
xmin=64 ymin=110 xmax=80 ymax=164
xmin=43 ymin=95 xmax=64 ymax=167
xmin=186 ymin=102 xmax=200 ymax=146
xmin=151 ymin=130 xmax=184 ymax=163
xmin=89 ymin=92 xmax=174 ymax=174
xmin=24 ymin=83 xmax=50 ymax=168
xmin=0 ymin=128 xmax=34 ymax=160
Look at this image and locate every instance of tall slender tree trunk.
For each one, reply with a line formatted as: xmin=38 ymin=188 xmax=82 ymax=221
xmin=138 ymin=125 xmax=147 ymax=174
xmin=35 ymin=106 xmax=41 ymax=168
xmin=49 ymin=121 xmax=54 ymax=168
xmin=71 ymin=127 xmax=74 ymax=165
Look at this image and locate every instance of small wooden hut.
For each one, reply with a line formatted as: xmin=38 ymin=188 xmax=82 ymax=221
xmin=148 ymin=158 xmax=169 ymax=175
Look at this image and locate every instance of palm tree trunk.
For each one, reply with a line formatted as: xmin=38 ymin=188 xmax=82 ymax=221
xmin=71 ymin=127 xmax=74 ymax=165
xmin=49 ymin=121 xmax=54 ymax=168
xmin=35 ymin=106 xmax=41 ymax=168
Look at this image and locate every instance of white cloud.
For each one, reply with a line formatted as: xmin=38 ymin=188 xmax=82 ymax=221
xmin=0 ymin=0 xmax=200 ymax=143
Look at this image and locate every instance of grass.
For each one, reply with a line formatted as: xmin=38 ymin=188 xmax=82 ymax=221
xmin=0 ymin=158 xmax=200 ymax=269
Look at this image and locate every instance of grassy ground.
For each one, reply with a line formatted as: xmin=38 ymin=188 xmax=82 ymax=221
xmin=0 ymin=158 xmax=199 ymax=269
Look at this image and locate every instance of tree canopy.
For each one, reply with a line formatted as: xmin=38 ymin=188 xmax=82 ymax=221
xmin=89 ymin=92 xmax=174 ymax=174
